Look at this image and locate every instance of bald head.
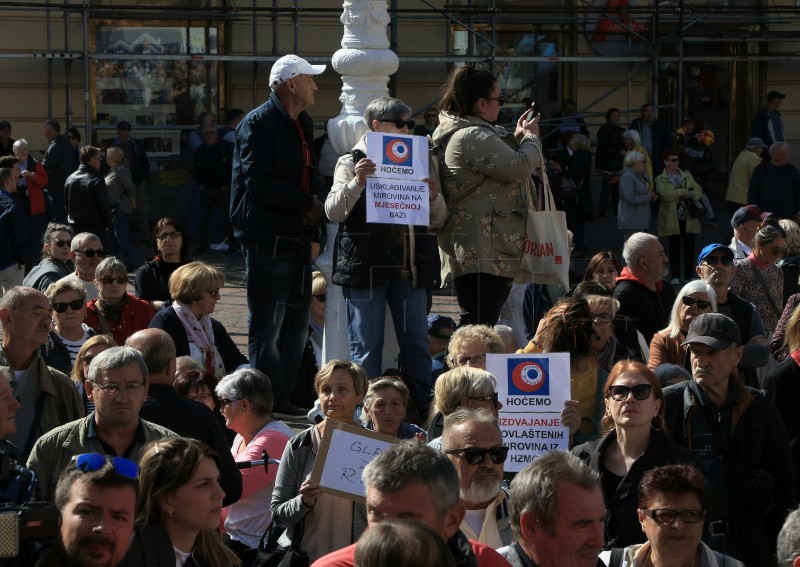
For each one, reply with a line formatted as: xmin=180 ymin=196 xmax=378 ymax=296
xmin=125 ymin=329 xmax=176 ymax=383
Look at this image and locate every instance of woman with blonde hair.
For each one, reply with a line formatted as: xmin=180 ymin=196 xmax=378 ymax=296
xmin=148 ymin=261 xmax=247 ymax=377
xmin=105 ymin=145 xmax=137 ymax=271
xmin=43 ymin=278 xmax=93 ymax=376
xmin=125 ymin=437 xmax=241 ymax=566
xmin=446 ymin=324 xmax=505 ymax=371
xmin=70 ymin=334 xmax=116 ymax=413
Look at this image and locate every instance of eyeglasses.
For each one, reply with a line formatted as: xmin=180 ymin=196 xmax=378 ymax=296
xmin=771 ymin=246 xmax=787 ymax=256
xmin=380 ymin=119 xmax=415 ymax=130
xmin=486 ymin=95 xmax=506 ymax=106
xmin=76 ymin=248 xmax=107 ymax=258
xmin=455 ymin=353 xmax=487 ymax=366
xmin=640 ymin=508 xmax=705 ymax=525
xmin=445 ymin=446 xmax=509 ymax=465
xmin=469 ymin=393 xmax=500 ymax=406
xmin=90 ymin=381 xmax=146 ymax=396
xmin=608 ymin=383 xmax=653 ymax=401
xmin=52 ymin=299 xmax=85 ymax=313
xmin=313 ymin=294 xmax=326 ymax=302
xmin=188 ymin=393 xmax=212 ymax=403
xmin=100 ymin=275 xmax=127 ymax=285
xmin=682 ymin=296 xmax=711 ymax=310
xmin=207 ymin=289 xmax=220 ymax=297
xmin=72 ymin=453 xmax=139 ymax=480
xmin=592 ymin=314 xmax=614 ymax=324
xmin=156 ymin=230 xmax=181 ymax=241
xmin=702 ymin=255 xmax=733 ymax=267
xmin=53 ymin=239 xmax=71 ymax=248
xmin=219 ymin=398 xmax=238 ymax=408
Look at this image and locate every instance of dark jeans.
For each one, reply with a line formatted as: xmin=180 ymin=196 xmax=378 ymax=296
xmin=244 ymin=239 xmax=312 ymax=406
xmin=453 ymin=272 xmax=513 ymax=327
xmin=197 ymin=185 xmax=236 ymax=248
xmin=668 ymin=231 xmax=696 ymax=281
xmin=598 ymin=175 xmax=619 ymax=218
xmin=47 ymin=189 xmax=67 ymax=223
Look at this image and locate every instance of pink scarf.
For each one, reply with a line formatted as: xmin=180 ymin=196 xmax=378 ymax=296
xmin=173 ymin=300 xmax=225 ymax=377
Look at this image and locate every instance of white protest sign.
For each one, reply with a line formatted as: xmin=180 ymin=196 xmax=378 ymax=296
xmin=364 ymin=131 xmax=430 ymax=226
xmin=309 ymin=421 xmax=398 ymax=503
xmin=365 ymin=178 xmax=430 ymax=226
xmin=486 ymin=353 xmax=571 ymax=473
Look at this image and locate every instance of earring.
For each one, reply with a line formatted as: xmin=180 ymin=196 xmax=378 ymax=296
xmin=651 ymin=415 xmax=665 ymax=431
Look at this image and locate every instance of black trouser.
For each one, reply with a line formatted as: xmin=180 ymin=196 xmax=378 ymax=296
xmin=197 ymin=185 xmax=236 ymax=248
xmin=668 ymin=231 xmax=696 ymax=281
xmin=598 ymin=175 xmax=619 ymax=217
xmin=453 ymin=272 xmax=513 ymax=327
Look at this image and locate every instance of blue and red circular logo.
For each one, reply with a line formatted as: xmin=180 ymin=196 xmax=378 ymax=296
xmin=385 ymin=139 xmax=411 ymax=164
xmin=511 ymin=361 xmax=547 ymax=393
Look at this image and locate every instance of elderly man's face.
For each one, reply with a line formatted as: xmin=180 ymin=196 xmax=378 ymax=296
xmin=689 ymin=343 xmax=742 ymax=394
xmin=0 ymin=292 xmax=52 ymax=350
xmin=87 ymin=362 xmax=148 ymax=427
xmin=59 ymin=478 xmax=136 ymax=567
xmin=366 ymin=480 xmax=462 ymax=540
xmin=696 ymin=252 xmax=735 ymax=288
xmin=71 ymin=241 xmax=105 ymax=280
xmin=286 ymin=74 xmax=318 ymax=110
xmin=643 ymin=239 xmax=669 ymax=281
xmin=445 ymin=421 xmax=504 ymax=509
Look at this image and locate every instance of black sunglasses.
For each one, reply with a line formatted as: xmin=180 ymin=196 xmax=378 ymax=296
xmin=53 ymin=239 xmax=71 ymax=248
xmin=608 ymin=384 xmax=653 ymax=401
xmin=52 ymin=299 xmax=84 ymax=313
xmin=380 ymin=119 xmax=415 ymax=130
xmin=76 ymin=248 xmax=107 ymax=258
xmin=682 ymin=296 xmax=711 ymax=310
xmin=100 ymin=275 xmax=127 ymax=285
xmin=702 ymin=255 xmax=733 ymax=267
xmin=445 ymin=446 xmax=509 ymax=465
xmin=486 ymin=95 xmax=506 ymax=106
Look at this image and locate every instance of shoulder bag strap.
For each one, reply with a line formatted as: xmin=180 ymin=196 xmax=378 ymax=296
xmin=744 ymin=258 xmax=782 ymax=316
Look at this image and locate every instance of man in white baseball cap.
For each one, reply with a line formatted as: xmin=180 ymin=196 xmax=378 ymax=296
xmin=230 ymin=54 xmax=327 ymax=419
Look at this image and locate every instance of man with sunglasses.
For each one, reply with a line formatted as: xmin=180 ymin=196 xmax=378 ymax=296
xmin=442 ymin=409 xmax=511 ymax=548
xmin=695 ymin=243 xmax=769 ymax=388
xmin=230 ymin=54 xmax=326 ymax=419
xmin=0 ymin=286 xmax=82 ymax=461
xmin=27 ymin=346 xmax=176 ymax=501
xmin=662 ymin=313 xmax=795 ymax=565
xmin=312 ymin=442 xmax=509 ymax=567
xmin=35 ymin=454 xmax=138 ymax=567
xmin=59 ymin=232 xmax=104 ymax=301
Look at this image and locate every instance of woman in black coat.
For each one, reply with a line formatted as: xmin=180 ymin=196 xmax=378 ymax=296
xmin=563 ymin=133 xmax=593 ymax=254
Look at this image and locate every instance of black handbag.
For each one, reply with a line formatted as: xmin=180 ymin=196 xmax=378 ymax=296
xmin=244 ymin=520 xmax=309 ymax=567
xmin=561 ymin=177 xmax=579 ymax=201
xmin=685 ymin=198 xmax=707 ymax=219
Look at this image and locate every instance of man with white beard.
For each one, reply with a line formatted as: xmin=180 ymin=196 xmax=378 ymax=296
xmin=442 ymin=408 xmax=511 ymax=547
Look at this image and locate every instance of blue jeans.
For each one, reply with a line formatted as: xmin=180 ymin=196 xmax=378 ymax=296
xmin=342 ymin=279 xmax=432 ymax=411
xmin=244 ymin=239 xmax=312 ymax=406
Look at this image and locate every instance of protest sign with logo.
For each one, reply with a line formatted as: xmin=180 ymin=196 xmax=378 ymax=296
xmin=486 ymin=352 xmax=571 ymax=473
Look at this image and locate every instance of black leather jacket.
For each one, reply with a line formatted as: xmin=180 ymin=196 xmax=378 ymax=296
xmin=64 ymin=164 xmax=112 ymax=227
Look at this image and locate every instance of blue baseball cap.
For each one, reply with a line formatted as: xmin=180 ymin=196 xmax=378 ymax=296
xmin=697 ymin=243 xmax=734 ymax=266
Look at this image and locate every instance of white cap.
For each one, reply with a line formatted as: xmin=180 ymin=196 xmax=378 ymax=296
xmin=269 ymin=55 xmax=326 ymax=89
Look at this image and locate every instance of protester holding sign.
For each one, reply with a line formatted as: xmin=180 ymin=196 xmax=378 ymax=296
xmin=433 ymin=65 xmax=542 ymax=327
xmin=271 ymin=360 xmax=369 ymax=562
xmin=572 ymin=360 xmax=694 ymax=549
xmin=326 ymin=97 xmax=446 ymax=417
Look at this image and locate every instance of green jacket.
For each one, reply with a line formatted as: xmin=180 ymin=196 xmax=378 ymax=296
xmin=655 ymin=169 xmax=703 ymax=236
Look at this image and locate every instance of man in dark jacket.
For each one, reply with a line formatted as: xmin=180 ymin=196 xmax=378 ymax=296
xmin=192 ymin=125 xmax=236 ymax=255
xmin=64 ymin=146 xmax=112 ymax=246
xmin=230 ymin=54 xmax=325 ymax=419
xmin=751 ymin=89 xmax=786 ymax=148
xmin=747 ymin=141 xmax=800 ymax=220
xmin=613 ymin=232 xmax=676 ymax=343
xmin=663 ymin=313 xmax=796 ymax=565
xmin=596 ymin=107 xmax=626 ymax=219
xmin=629 ymin=103 xmax=671 ymax=175
xmin=41 ymin=119 xmax=77 ymax=223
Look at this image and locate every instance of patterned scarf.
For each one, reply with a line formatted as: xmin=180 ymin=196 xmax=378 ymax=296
xmin=173 ymin=300 xmax=224 ymax=377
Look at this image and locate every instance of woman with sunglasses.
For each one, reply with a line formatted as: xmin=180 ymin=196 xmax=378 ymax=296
xmin=573 ymin=361 xmax=694 ymax=551
xmin=22 ymin=222 xmax=73 ymax=292
xmin=43 ymin=279 xmax=94 ymax=376
xmin=655 ymin=148 xmax=703 ymax=285
xmin=433 ymin=66 xmax=541 ymax=327
xmin=605 ymin=464 xmax=742 ymax=567
xmin=135 ymin=217 xmax=192 ymax=310
xmin=85 ymin=256 xmax=155 ymax=345
xmin=361 ymin=377 xmax=424 ymax=439
xmin=648 ymin=281 xmax=716 ymax=372
xmin=149 ymin=262 xmax=247 ymax=378
xmin=125 ymin=437 xmax=241 ymax=567
xmin=326 ymin=97 xmax=445 ymax=419
xmin=70 ymin=334 xmax=116 ymax=413
xmin=730 ymin=219 xmax=786 ymax=372
xmin=271 ymin=360 xmax=368 ymax=562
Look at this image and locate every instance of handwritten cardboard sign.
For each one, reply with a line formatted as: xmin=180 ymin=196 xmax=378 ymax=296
xmin=486 ymin=353 xmax=571 ymax=473
xmin=310 ymin=421 xmax=398 ymax=503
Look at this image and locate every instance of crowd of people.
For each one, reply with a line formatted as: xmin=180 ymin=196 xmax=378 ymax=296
xmin=1 ymin=53 xmax=800 ymax=567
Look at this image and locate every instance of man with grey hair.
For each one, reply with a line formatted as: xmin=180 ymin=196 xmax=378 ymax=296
xmin=499 ymin=450 xmax=606 ymax=567
xmin=325 ymin=96 xmax=446 ymax=416
xmin=442 ymin=408 xmax=511 ymax=548
xmin=27 ymin=345 xmax=176 ymax=501
xmin=726 ymin=137 xmax=766 ymax=217
xmin=58 ymin=232 xmax=104 ymax=301
xmin=613 ymin=232 xmax=675 ymax=342
xmin=748 ymin=141 xmax=800 ymax=220
xmin=230 ymin=53 xmax=326 ymax=419
xmin=778 ymin=507 xmax=800 ymax=567
xmin=127 ymin=328 xmax=242 ymax=506
xmin=0 ymin=286 xmax=82 ymax=459
xmin=311 ymin=442 xmax=510 ymax=567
